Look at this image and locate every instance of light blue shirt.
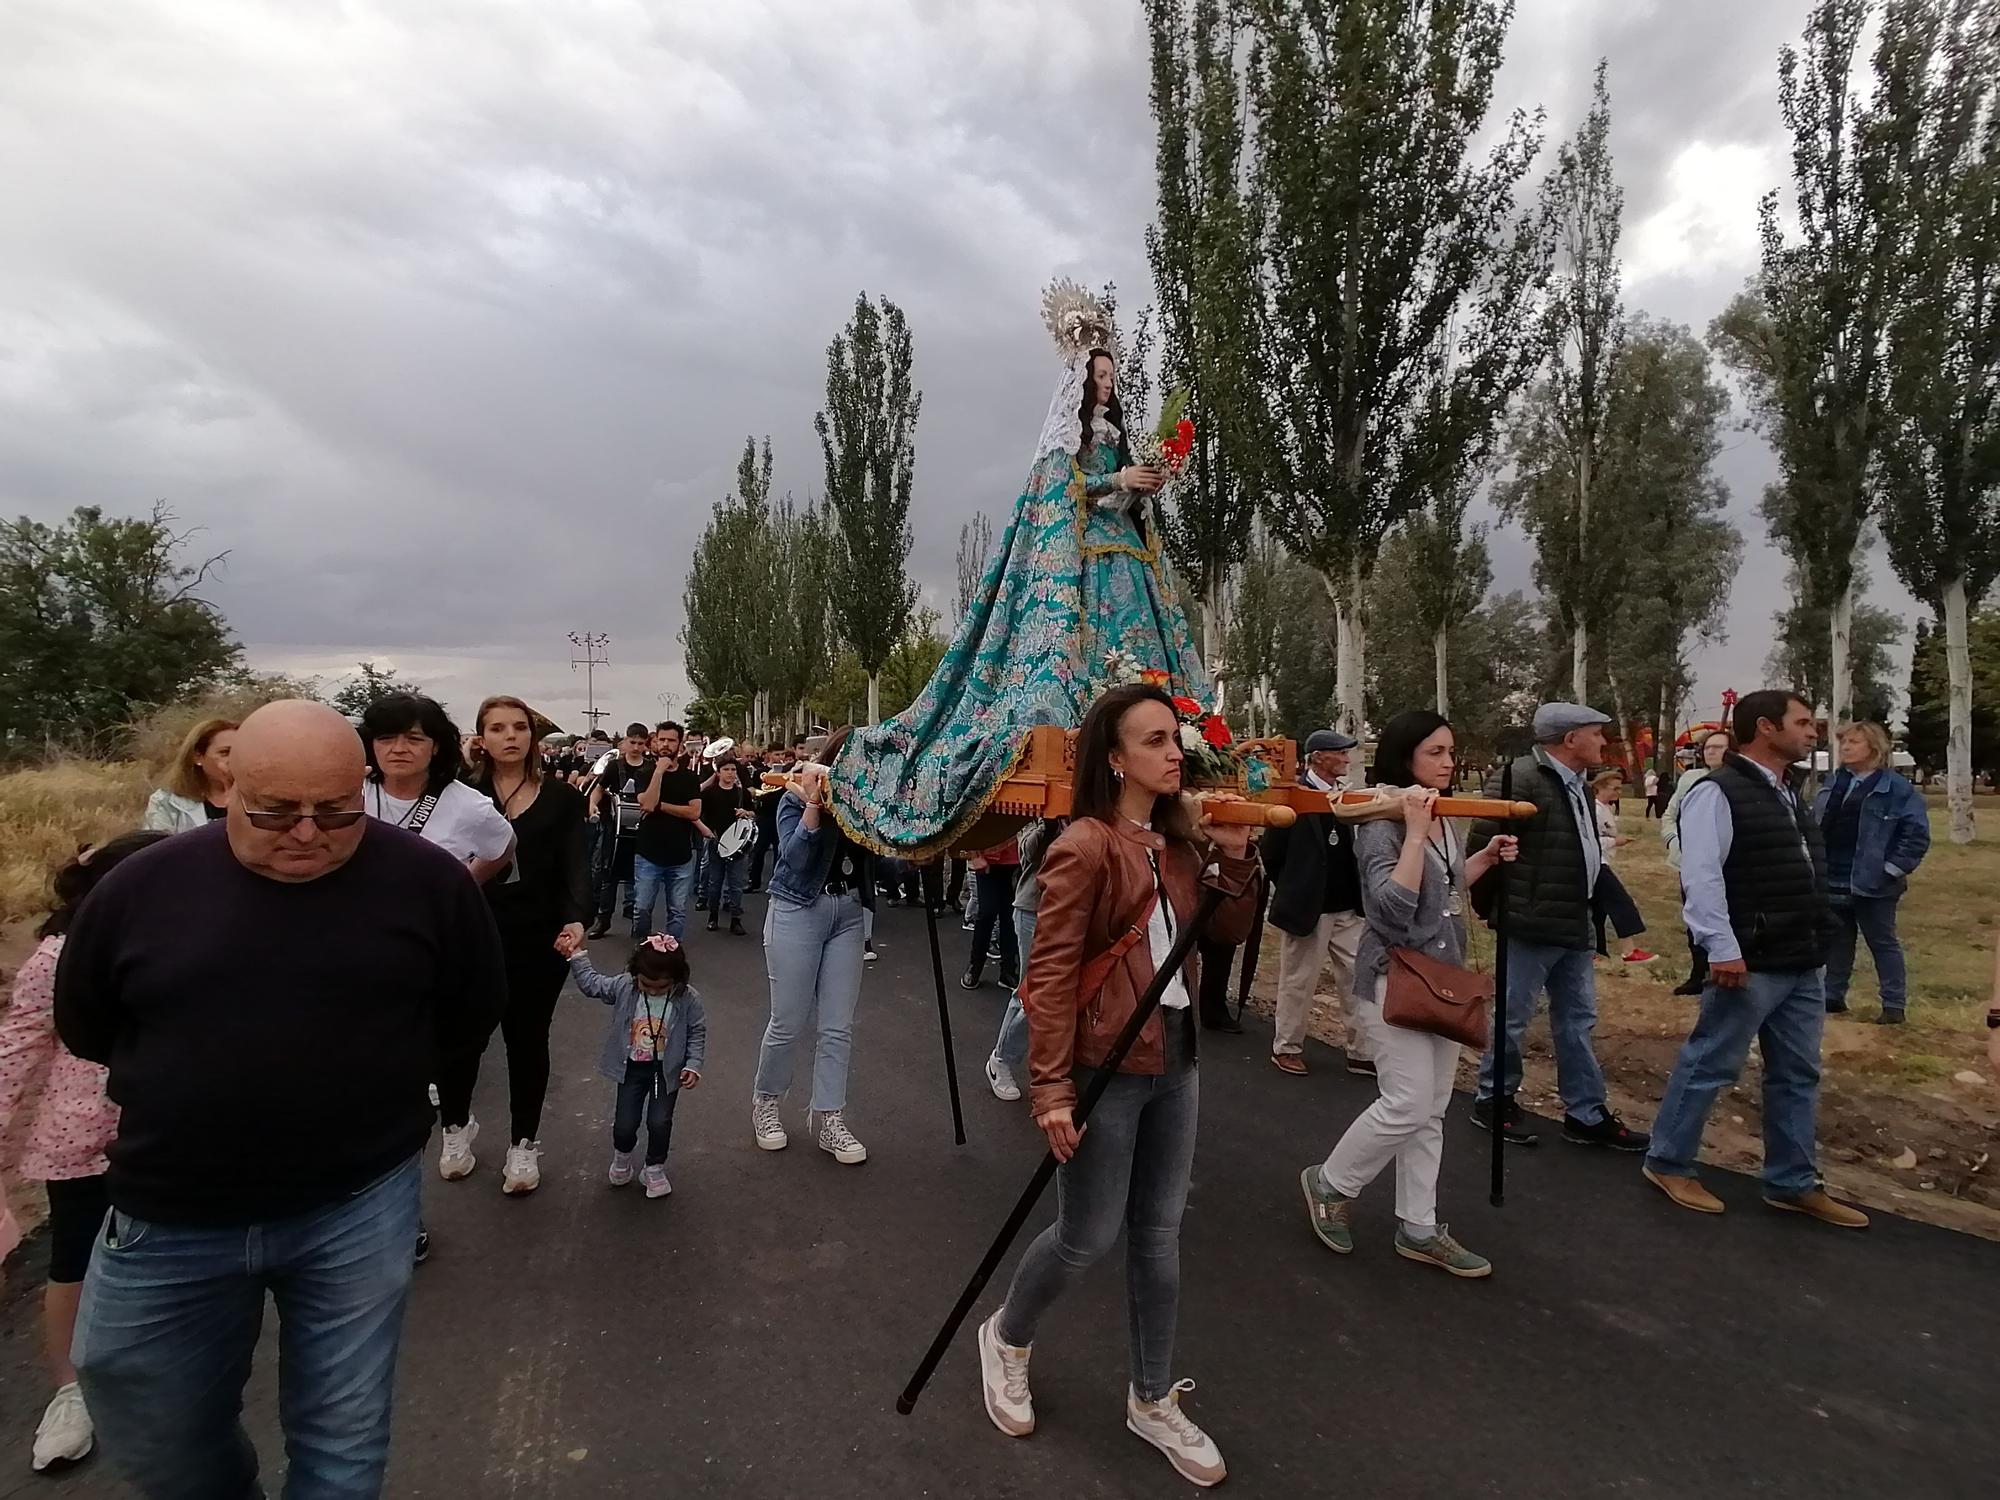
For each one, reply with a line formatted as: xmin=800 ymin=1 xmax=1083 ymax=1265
xmin=1677 ymin=758 xmax=1802 ymax=967
xmin=1538 ymin=747 xmax=1602 ymax=896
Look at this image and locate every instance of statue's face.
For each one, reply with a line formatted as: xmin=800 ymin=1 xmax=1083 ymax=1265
xmin=1090 ymin=354 xmax=1115 ymax=405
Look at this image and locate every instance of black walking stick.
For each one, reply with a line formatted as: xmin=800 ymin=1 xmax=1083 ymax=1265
xmin=1490 ymin=759 xmax=1513 ymax=1209
xmin=923 ymin=894 xmax=968 ymax=1148
xmin=1231 ymin=870 xmax=1271 ymax=1025
xmin=897 ymin=885 xmax=1226 ymax=1416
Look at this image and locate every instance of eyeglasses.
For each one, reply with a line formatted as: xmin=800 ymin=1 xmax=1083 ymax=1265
xmin=239 ymin=805 xmax=367 ymax=832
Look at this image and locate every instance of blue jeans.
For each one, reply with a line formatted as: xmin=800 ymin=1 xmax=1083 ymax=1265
xmin=1646 ymin=968 xmax=1826 ymax=1196
xmin=1476 ymin=939 xmax=1608 ymax=1124
xmin=73 ymin=1156 xmax=421 ymax=1500
xmin=700 ymin=836 xmax=747 ymax=916
xmin=632 ymin=856 xmax=695 ymax=944
xmin=1825 ymin=892 xmax=1906 ymax=1013
xmin=997 ymin=1023 xmax=1199 ymax=1403
xmin=755 ymin=892 xmax=867 ymax=1112
xmin=992 ymin=909 xmax=1037 ymax=1072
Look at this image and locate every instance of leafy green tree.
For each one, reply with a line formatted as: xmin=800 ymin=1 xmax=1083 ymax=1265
xmin=816 ymin=292 xmax=920 ymax=723
xmin=1766 ymin=566 xmax=1907 ymax=724
xmin=1145 ymin=0 xmax=1263 ymax=696
xmin=1908 ymin=608 xmax=2000 ymax=776
xmin=1872 ymin=0 xmax=2000 ymax=840
xmin=1225 ymin=523 xmax=1284 ymax=736
xmin=770 ymin=494 xmax=836 ymax=740
xmin=878 ymin=609 xmax=950 ymax=721
xmin=0 ymin=503 xmax=241 ymax=751
xmin=683 ymin=694 xmax=748 ymax=737
xmin=954 ymin=512 xmax=994 ymax=625
xmin=680 ymin=439 xmax=768 ymax=711
xmin=329 ymin=660 xmax=425 ymax=719
xmin=807 ymin=649 xmax=870 ymax=730
xmin=1241 ymin=0 xmax=1548 ymax=735
xmin=1711 ymin=0 xmax=1903 ymax=734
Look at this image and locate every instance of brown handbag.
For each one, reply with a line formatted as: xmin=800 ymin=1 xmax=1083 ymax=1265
xmin=1382 ymin=945 xmax=1494 ymax=1049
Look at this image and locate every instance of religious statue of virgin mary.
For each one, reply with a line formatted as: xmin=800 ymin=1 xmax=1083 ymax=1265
xmin=829 ymin=280 xmax=1211 ymax=857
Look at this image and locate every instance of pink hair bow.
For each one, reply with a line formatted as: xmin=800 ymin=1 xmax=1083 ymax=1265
xmin=641 ymin=934 xmax=680 ymax=954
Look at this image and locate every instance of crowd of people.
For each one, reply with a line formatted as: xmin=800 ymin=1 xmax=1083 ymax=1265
xmin=0 ymin=681 xmax=1980 ymax=1494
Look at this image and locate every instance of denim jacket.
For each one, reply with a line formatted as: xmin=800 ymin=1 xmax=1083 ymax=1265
xmin=568 ymin=956 xmax=707 ymax=1086
xmin=764 ymin=790 xmax=874 ymax=911
xmin=1810 ymin=767 xmax=1930 ymax=898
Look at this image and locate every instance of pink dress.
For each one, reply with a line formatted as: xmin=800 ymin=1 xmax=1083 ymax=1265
xmin=0 ymin=936 xmax=118 ymax=1182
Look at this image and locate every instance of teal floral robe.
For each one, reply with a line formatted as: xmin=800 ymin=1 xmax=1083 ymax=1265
xmin=829 ymin=436 xmax=1210 ymax=858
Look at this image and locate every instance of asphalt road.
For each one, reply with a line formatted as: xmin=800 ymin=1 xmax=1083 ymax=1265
xmin=4 ymin=891 xmax=1997 ymax=1498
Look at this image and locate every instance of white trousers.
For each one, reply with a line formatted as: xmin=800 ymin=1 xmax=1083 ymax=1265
xmin=1272 ymin=910 xmax=1368 ymax=1059
xmin=1320 ymin=978 xmax=1460 ymax=1236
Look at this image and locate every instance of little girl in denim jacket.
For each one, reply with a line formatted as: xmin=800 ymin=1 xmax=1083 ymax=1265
xmin=560 ymin=933 xmax=706 ymax=1199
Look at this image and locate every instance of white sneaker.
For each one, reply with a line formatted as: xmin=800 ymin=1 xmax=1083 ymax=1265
xmin=977 ymin=1312 xmax=1034 ymax=1436
xmin=815 ymin=1109 xmax=868 ymax=1165
xmin=32 ymin=1382 xmax=92 ymax=1471
xmin=752 ymin=1093 xmax=788 ymax=1151
xmin=864 ymin=942 xmax=879 ymax=962
xmin=1127 ymin=1380 xmax=1226 ymax=1488
xmin=642 ymin=1164 xmax=672 ymax=1198
xmin=608 ymin=1150 xmax=636 ymax=1186
xmin=438 ymin=1116 xmax=478 ymax=1180
xmin=985 ymin=1053 xmax=1022 ymax=1102
xmin=501 ymin=1139 xmax=540 ymax=1195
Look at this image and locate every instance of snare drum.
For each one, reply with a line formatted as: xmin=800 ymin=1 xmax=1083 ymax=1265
xmin=612 ymin=799 xmax=645 ymax=837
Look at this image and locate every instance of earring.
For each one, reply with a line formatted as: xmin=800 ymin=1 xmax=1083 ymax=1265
xmin=1112 ymin=767 xmax=1125 ymax=783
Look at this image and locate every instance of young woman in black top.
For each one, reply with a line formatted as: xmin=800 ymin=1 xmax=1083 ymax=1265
xmin=448 ymin=694 xmax=591 ymax=1196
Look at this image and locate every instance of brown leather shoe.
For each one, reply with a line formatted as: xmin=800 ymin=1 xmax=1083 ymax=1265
xmin=1270 ymin=1053 xmax=1307 ymax=1076
xmin=1765 ymin=1188 xmax=1870 ymax=1228
xmin=1643 ymin=1165 xmax=1725 ymax=1214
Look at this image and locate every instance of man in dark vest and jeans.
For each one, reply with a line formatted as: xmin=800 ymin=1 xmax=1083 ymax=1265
xmin=1643 ymin=689 xmax=1868 ymax=1226
xmin=1469 ymin=702 xmax=1649 ymax=1150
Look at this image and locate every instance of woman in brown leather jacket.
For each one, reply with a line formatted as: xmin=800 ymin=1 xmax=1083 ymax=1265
xmin=973 ymin=684 xmax=1261 ymax=1489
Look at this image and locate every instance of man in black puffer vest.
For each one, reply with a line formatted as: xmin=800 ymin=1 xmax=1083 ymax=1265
xmin=1642 ymin=689 xmax=1869 ymax=1227
xmin=1468 ymin=703 xmax=1649 ymax=1151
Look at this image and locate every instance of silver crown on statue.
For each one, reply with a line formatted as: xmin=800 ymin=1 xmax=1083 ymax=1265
xmin=1040 ymin=278 xmax=1118 ymax=360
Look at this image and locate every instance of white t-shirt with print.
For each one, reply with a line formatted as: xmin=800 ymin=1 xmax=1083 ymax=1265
xmin=367 ymin=779 xmax=514 ymax=864
xmin=1594 ymin=799 xmax=1620 ymax=866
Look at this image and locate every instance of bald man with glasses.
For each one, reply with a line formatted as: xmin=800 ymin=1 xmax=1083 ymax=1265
xmin=55 ymin=700 xmax=504 ymax=1499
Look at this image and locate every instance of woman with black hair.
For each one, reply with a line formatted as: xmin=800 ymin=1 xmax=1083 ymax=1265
xmin=1298 ymin=710 xmax=1517 ymax=1279
xmin=975 ymin=684 xmax=1261 ymax=1488
xmin=448 ymin=695 xmax=591 ymax=1197
xmin=358 ymin=693 xmax=515 ymax=1185
xmin=751 ymin=727 xmax=875 ymax=1166
xmin=0 ymin=830 xmax=168 ymax=1471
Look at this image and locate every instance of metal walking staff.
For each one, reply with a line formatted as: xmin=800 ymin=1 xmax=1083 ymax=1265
xmin=1490 ymin=758 xmax=1513 ymax=1209
xmin=896 ymin=885 xmax=1227 ymax=1416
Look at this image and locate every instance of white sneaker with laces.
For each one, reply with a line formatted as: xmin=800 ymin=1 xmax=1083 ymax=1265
xmin=976 ymin=1311 xmax=1034 ymax=1436
xmin=752 ymin=1093 xmax=788 ymax=1151
xmin=642 ymin=1164 xmax=672 ymax=1198
xmin=1127 ymin=1380 xmax=1226 ymax=1488
xmin=32 ymin=1382 xmax=93 ymax=1471
xmin=438 ymin=1116 xmax=478 ymax=1180
xmin=815 ymin=1109 xmax=868 ymax=1165
xmin=502 ymin=1139 xmax=540 ymax=1195
xmin=985 ymin=1053 xmax=1022 ymax=1102
xmin=608 ymin=1149 xmax=636 ymax=1186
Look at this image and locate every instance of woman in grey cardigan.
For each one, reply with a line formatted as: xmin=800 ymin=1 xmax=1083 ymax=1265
xmin=1299 ymin=710 xmax=1516 ymax=1278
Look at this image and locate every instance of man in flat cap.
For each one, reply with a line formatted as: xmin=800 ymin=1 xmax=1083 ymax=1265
xmin=1467 ymin=703 xmax=1649 ymax=1150
xmin=1262 ymin=729 xmax=1371 ymax=1077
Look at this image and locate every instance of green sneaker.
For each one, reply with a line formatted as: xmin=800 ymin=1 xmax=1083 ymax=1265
xmin=1394 ymin=1224 xmax=1492 ymax=1279
xmin=1299 ymin=1166 xmax=1354 ymax=1254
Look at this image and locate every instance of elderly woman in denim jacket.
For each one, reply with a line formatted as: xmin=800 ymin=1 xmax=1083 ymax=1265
xmin=1812 ymin=721 xmax=1930 ymax=1023
xmin=749 ymin=728 xmax=874 ymax=1166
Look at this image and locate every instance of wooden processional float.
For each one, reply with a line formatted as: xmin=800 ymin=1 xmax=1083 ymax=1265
xmin=765 ymin=725 xmax=1536 ymax=855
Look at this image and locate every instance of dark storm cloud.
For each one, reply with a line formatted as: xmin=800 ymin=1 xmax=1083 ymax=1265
xmin=0 ymin=0 xmax=1915 ymax=730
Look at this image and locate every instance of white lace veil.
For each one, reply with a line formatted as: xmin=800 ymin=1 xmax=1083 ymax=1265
xmin=1029 ymin=280 xmax=1117 ymax=472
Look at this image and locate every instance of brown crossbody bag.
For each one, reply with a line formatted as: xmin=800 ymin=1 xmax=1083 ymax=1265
xmin=1380 ymin=827 xmax=1493 ymax=1049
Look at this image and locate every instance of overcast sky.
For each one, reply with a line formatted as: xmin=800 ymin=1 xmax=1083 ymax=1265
xmin=1 ymin=0 xmax=1923 ymax=736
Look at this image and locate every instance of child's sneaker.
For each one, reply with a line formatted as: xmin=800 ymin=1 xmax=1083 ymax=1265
xmin=438 ymin=1116 xmax=478 ymax=1180
xmin=607 ymin=1150 xmax=636 ymax=1187
xmin=501 ymin=1140 xmax=540 ymax=1195
xmin=752 ymin=1093 xmax=788 ymax=1151
xmin=1127 ymin=1380 xmax=1226 ymax=1487
xmin=815 ymin=1109 xmax=868 ymax=1164
xmin=642 ymin=1165 xmax=672 ymax=1198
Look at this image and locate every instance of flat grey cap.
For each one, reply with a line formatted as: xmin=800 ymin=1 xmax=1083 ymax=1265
xmin=1304 ymin=728 xmax=1359 ymax=753
xmin=1532 ymin=701 xmax=1612 ymax=740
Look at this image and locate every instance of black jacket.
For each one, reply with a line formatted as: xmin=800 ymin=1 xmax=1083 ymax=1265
xmin=1469 ymin=750 xmax=1598 ymax=951
xmin=1712 ymin=754 xmax=1832 ymax=972
xmin=1262 ymin=804 xmax=1362 ymax=936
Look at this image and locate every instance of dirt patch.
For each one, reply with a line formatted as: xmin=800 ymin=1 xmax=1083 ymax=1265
xmin=1244 ymin=940 xmax=2000 ymax=1242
